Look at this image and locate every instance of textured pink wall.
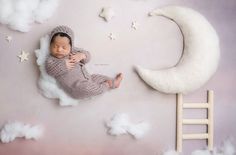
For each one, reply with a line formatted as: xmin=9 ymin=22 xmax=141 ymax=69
xmin=0 ymin=0 xmax=235 ymax=155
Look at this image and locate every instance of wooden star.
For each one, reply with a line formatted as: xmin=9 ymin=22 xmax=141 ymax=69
xmin=6 ymin=35 xmax=12 ymax=42
xmin=18 ymin=50 xmax=29 ymax=62
xmin=99 ymin=7 xmax=115 ymax=22
xmin=108 ymin=33 xmax=116 ymax=40
xmin=131 ymin=21 xmax=139 ymax=30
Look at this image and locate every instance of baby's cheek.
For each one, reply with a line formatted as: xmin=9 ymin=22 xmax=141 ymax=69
xmin=50 ymin=46 xmax=55 ymax=52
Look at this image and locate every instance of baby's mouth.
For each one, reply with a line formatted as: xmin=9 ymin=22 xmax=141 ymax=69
xmin=56 ymin=54 xmax=65 ymax=58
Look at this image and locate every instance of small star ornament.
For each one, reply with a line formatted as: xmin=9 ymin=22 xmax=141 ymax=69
xmin=6 ymin=35 xmax=12 ymax=42
xmin=99 ymin=7 xmax=115 ymax=22
xmin=131 ymin=21 xmax=139 ymax=30
xmin=108 ymin=33 xmax=116 ymax=40
xmin=18 ymin=50 xmax=29 ymax=62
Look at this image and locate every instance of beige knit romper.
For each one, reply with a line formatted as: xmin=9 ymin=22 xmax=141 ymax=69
xmin=45 ymin=25 xmax=112 ymax=99
xmin=45 ymin=48 xmax=112 ymax=99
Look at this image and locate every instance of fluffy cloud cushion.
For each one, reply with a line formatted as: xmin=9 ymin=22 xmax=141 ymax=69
xmin=161 ymin=139 xmax=235 ymax=155
xmin=106 ymin=113 xmax=150 ymax=139
xmin=0 ymin=0 xmax=59 ymax=32
xmin=0 ymin=121 xmax=43 ymax=143
xmin=35 ymin=35 xmax=81 ymax=106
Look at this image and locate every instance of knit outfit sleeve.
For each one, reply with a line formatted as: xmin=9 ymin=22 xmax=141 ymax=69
xmin=73 ymin=47 xmax=91 ymax=64
xmin=45 ymin=56 xmax=68 ymax=78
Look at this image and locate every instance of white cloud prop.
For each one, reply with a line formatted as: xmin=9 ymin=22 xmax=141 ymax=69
xmin=162 ymin=150 xmax=180 ymax=155
xmin=135 ymin=6 xmax=220 ymax=94
xmin=0 ymin=121 xmax=43 ymax=143
xmin=0 ymin=0 xmax=59 ymax=32
xmin=106 ymin=113 xmax=150 ymax=139
xmin=35 ymin=35 xmax=82 ymax=106
xmin=161 ymin=139 xmax=235 ymax=155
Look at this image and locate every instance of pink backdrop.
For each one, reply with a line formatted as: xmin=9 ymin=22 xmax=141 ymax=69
xmin=0 ymin=0 xmax=235 ymax=154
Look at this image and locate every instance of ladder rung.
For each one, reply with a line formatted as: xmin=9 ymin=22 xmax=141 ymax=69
xmin=183 ymin=119 xmax=209 ymax=125
xmin=183 ymin=133 xmax=208 ymax=139
xmin=183 ymin=103 xmax=209 ymax=109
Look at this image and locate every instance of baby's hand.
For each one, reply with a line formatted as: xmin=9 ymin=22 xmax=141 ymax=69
xmin=65 ymin=59 xmax=76 ymax=70
xmin=69 ymin=52 xmax=86 ymax=63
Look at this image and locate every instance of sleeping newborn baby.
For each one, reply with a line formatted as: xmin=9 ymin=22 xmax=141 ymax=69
xmin=46 ymin=25 xmax=123 ymax=99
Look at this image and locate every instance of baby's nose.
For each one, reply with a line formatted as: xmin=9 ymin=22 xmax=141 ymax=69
xmin=58 ymin=47 xmax=63 ymax=52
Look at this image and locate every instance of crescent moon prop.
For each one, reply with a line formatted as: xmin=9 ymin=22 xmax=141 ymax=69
xmin=135 ymin=6 xmax=220 ymax=94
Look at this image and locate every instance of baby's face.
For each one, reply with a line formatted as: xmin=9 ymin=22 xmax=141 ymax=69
xmin=50 ymin=36 xmax=71 ymax=59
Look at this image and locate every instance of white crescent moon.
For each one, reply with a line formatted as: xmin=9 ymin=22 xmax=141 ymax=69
xmin=135 ymin=6 xmax=220 ymax=94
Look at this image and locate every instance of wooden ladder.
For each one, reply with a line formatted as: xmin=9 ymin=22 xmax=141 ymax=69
xmin=176 ymin=90 xmax=214 ymax=152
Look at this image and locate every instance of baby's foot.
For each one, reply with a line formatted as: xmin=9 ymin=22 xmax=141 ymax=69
xmin=113 ymin=73 xmax=123 ymax=88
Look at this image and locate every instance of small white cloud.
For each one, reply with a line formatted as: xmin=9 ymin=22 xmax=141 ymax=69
xmin=162 ymin=139 xmax=235 ymax=155
xmin=106 ymin=113 xmax=130 ymax=136
xmin=0 ymin=0 xmax=59 ymax=32
xmin=191 ymin=150 xmax=211 ymax=155
xmin=0 ymin=121 xmax=43 ymax=143
xmin=215 ymin=139 xmax=235 ymax=155
xmin=106 ymin=113 xmax=150 ymax=139
xmin=127 ymin=122 xmax=150 ymax=139
xmin=162 ymin=150 xmax=180 ymax=155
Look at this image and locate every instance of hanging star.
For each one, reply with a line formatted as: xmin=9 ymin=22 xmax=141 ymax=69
xmin=18 ymin=50 xmax=29 ymax=62
xmin=131 ymin=21 xmax=139 ymax=30
xmin=99 ymin=7 xmax=115 ymax=22
xmin=108 ymin=33 xmax=116 ymax=40
xmin=6 ymin=35 xmax=12 ymax=42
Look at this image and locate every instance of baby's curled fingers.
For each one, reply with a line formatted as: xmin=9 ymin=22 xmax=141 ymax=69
xmin=68 ymin=63 xmax=75 ymax=69
xmin=66 ymin=59 xmax=76 ymax=69
xmin=69 ymin=52 xmax=76 ymax=59
xmin=71 ymin=53 xmax=86 ymax=61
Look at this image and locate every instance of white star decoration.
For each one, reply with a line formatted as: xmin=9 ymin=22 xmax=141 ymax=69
xmin=99 ymin=7 xmax=115 ymax=22
xmin=18 ymin=50 xmax=29 ymax=62
xmin=108 ymin=33 xmax=116 ymax=40
xmin=131 ymin=21 xmax=139 ymax=30
xmin=6 ymin=35 xmax=12 ymax=42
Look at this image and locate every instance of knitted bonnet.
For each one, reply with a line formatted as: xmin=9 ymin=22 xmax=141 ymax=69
xmin=50 ymin=25 xmax=74 ymax=49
